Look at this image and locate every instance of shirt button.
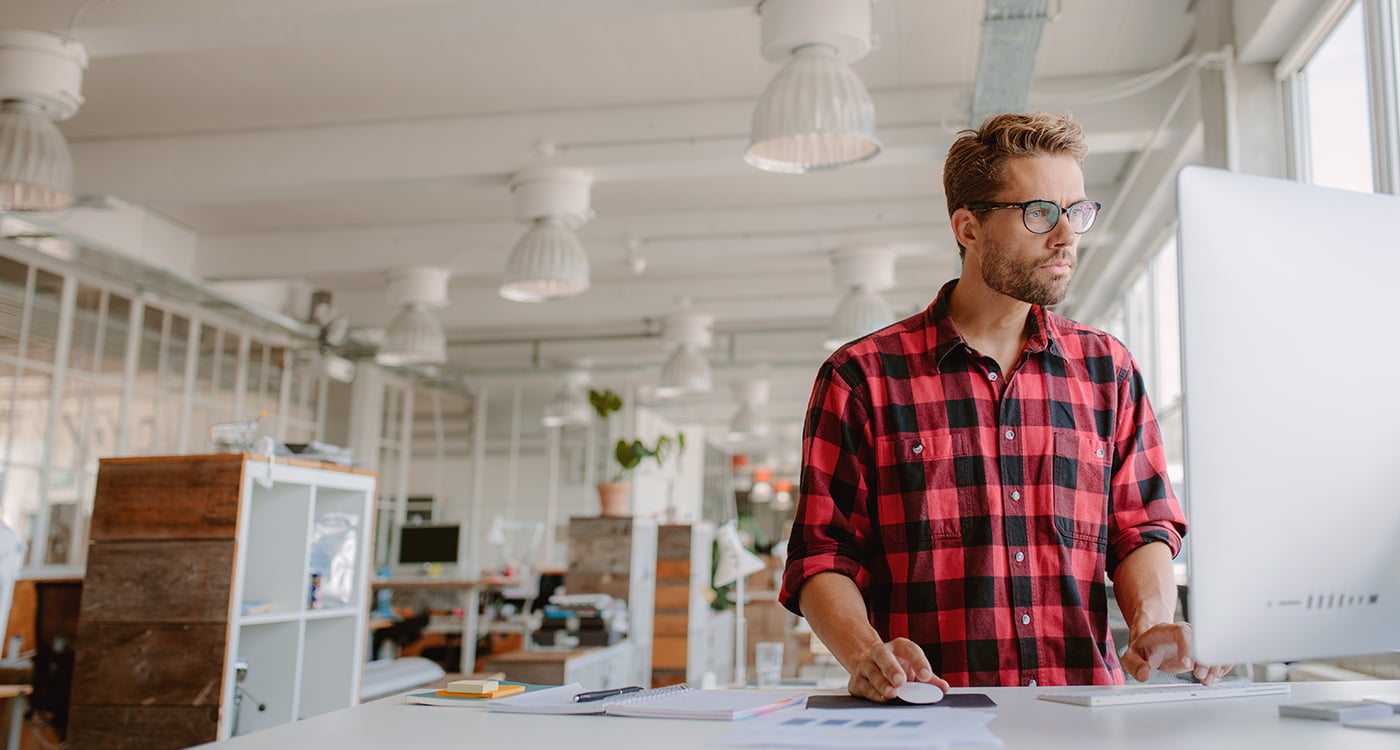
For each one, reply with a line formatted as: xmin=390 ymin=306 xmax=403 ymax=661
xmin=1005 ymin=429 xmax=1015 ymax=440
xmin=1021 ymin=614 xmax=1031 ymax=625
xmin=1028 ymin=679 xmax=1038 ymax=687
xmin=1015 ymin=551 xmax=1025 ymax=562
xmin=912 ymin=443 xmax=923 ymax=454
xmin=1010 ymin=490 xmax=1020 ymax=501
xmin=988 ymin=372 xmax=998 ymax=381
xmin=1096 ymin=448 xmax=1105 ymax=458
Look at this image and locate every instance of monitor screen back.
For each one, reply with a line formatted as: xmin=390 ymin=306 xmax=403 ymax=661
xmin=1178 ymin=165 xmax=1400 ymax=665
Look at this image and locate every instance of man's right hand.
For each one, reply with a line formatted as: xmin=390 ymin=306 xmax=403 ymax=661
xmin=846 ymin=637 xmax=951 ymax=702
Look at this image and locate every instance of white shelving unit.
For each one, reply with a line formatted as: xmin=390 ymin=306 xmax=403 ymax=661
xmin=228 ymin=461 xmax=377 ymax=737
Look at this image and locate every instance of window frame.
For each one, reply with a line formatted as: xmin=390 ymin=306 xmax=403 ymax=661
xmin=0 ymin=238 xmax=330 ymax=573
xmin=1280 ymin=0 xmax=1400 ymax=193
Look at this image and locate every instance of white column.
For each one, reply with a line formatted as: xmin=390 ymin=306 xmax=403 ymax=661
xmin=544 ymin=425 xmax=561 ymax=567
xmin=1365 ymin=0 xmax=1400 ymax=193
xmin=177 ymin=318 xmax=201 ymax=452
xmin=32 ymin=271 xmax=77 ymax=566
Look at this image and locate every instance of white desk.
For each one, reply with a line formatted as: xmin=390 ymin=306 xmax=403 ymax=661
xmin=371 ymin=576 xmax=526 ymax=674
xmin=192 ymin=680 xmax=1399 ymax=749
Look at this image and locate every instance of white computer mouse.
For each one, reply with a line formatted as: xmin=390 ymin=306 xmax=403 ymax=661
xmin=894 ymin=681 xmax=944 ymax=704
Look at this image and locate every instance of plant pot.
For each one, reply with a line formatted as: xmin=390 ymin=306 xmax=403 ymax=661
xmin=596 ymin=481 xmax=632 ymax=517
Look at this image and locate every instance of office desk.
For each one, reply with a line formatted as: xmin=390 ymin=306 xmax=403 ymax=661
xmin=370 ymin=577 xmax=526 ymax=674
xmin=193 ymin=680 xmax=1399 ymax=749
xmin=482 ymin=642 xmax=632 ymax=688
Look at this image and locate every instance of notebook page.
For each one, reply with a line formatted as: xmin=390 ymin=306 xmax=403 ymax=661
xmin=605 ymin=689 xmax=806 ymax=720
xmin=606 ymin=683 xmax=693 ymax=704
xmin=486 ymin=683 xmax=601 ymax=714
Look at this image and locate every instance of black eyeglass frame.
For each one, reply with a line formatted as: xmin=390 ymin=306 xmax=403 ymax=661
xmin=965 ymin=199 xmax=1103 ymax=235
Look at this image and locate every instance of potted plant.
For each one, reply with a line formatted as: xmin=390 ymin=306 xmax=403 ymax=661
xmin=589 ymin=388 xmax=685 ymax=517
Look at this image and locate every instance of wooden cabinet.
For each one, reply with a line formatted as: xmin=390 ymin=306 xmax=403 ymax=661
xmin=651 ymin=522 xmax=715 ymax=687
xmin=68 ymin=454 xmax=376 ymax=750
xmin=564 ymin=516 xmax=656 ymax=689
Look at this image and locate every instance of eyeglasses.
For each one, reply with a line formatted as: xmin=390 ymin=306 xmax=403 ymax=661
xmin=966 ymin=199 xmax=1102 ymax=235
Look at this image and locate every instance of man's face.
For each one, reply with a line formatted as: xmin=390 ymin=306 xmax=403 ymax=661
xmin=974 ymin=155 xmax=1086 ymax=307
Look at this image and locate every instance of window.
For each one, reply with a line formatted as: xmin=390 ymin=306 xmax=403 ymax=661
xmin=1090 ymin=231 xmax=1183 ymax=492
xmin=1292 ymin=2 xmax=1377 ymax=191
xmin=0 ymin=240 xmax=331 ymax=570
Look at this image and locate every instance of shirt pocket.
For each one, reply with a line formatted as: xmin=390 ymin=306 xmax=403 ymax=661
xmin=1051 ymin=431 xmax=1111 ymax=550
xmin=875 ymin=432 xmax=970 ymax=552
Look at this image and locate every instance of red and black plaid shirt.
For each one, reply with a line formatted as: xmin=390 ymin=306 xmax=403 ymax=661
xmin=780 ymin=279 xmax=1186 ymax=687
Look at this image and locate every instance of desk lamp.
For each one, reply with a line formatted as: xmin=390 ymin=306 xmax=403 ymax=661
xmin=713 ymin=520 xmax=767 ymax=686
xmin=487 ymin=515 xmax=545 ymax=607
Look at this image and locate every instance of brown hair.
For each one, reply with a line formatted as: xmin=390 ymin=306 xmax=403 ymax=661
xmin=943 ymin=113 xmax=1089 ymax=255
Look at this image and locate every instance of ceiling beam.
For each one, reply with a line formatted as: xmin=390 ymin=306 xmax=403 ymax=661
xmin=71 ymin=78 xmax=1170 ymax=206
xmin=1232 ymin=0 xmax=1328 ymax=64
xmin=59 ymin=0 xmax=755 ymax=58
xmin=335 ymin=259 xmax=951 ymax=330
xmin=195 ymin=195 xmax=956 ymax=279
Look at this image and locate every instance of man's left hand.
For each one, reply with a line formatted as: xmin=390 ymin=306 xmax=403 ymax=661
xmin=1121 ymin=621 xmax=1233 ymax=685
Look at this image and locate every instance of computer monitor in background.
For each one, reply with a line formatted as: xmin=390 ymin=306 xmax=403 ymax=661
xmin=397 ymin=524 xmax=462 ymax=566
xmin=1176 ymin=165 xmax=1400 ymax=666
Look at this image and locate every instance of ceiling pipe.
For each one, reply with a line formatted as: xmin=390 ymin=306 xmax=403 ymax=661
xmin=969 ymin=0 xmax=1056 ymax=124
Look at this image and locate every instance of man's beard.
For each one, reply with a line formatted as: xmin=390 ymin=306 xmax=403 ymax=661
xmin=980 ymin=238 xmax=1075 ymax=306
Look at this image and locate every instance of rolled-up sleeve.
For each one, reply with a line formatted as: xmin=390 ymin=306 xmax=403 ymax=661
xmin=780 ymin=360 xmax=876 ymax=616
xmin=1105 ymin=359 xmax=1187 ymax=578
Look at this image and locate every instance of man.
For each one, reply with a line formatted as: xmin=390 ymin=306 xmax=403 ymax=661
xmin=778 ymin=113 xmax=1229 ymax=700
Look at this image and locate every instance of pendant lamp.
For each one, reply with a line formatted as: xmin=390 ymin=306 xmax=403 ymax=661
xmin=541 ymin=370 xmax=593 ymax=427
xmin=655 ymin=312 xmax=714 ymax=397
xmin=744 ymin=0 xmax=880 ymax=174
xmin=728 ymin=379 xmax=771 ymax=441
xmin=376 ymin=267 xmax=451 ymax=366
xmin=500 ymin=167 xmax=593 ymax=302
xmin=0 ymin=30 xmax=88 ymax=212
xmin=824 ymin=245 xmax=897 ymax=349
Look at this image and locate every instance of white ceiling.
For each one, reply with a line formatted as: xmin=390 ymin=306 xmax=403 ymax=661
xmin=7 ymin=0 xmax=1277 ymax=440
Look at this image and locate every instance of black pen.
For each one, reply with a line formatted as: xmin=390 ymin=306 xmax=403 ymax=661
xmin=573 ymin=685 xmax=644 ymax=703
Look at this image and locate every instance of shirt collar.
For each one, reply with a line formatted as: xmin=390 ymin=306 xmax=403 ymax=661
xmin=923 ymin=278 xmax=1063 ymax=373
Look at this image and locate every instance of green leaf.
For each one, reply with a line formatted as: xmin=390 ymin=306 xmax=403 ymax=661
xmin=615 ymin=439 xmax=643 ymax=470
xmin=652 ymin=435 xmax=672 ymax=466
xmin=589 ymin=388 xmax=623 ymax=419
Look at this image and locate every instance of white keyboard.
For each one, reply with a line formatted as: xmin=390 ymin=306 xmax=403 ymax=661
xmin=1037 ymin=682 xmax=1290 ymax=707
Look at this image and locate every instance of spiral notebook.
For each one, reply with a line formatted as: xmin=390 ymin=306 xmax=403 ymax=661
xmin=487 ymin=682 xmax=807 ymax=720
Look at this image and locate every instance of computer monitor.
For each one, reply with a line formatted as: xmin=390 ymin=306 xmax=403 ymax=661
xmin=397 ymin=524 xmax=461 ymax=566
xmin=1176 ymin=165 xmax=1400 ymax=665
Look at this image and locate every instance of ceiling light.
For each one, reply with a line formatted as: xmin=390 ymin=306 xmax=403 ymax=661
xmin=772 ymin=479 xmax=794 ymax=511
xmin=655 ymin=312 xmax=713 ymax=398
xmin=728 ymin=402 xmax=766 ymax=441
xmin=749 ymin=469 xmax=774 ymax=504
xmin=824 ymin=246 xmax=897 ymax=349
xmin=376 ymin=267 xmax=450 ymax=366
xmin=657 ymin=348 xmax=711 ymax=397
xmin=502 ymin=218 xmax=589 ymax=302
xmin=0 ymin=30 xmax=88 ymax=212
xmin=825 ymin=288 xmax=895 ymax=349
xmin=500 ymin=167 xmax=593 ymax=302
xmin=744 ymin=0 xmax=880 ymax=174
xmin=542 ymin=371 xmax=592 ymax=427
xmin=728 ymin=379 xmax=771 ymax=441
xmin=377 ymin=304 xmax=445 ymax=366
